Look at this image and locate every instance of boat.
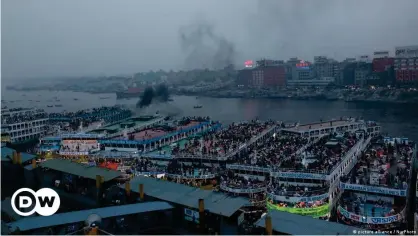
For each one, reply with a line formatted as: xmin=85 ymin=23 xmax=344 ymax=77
xmin=47 ymin=105 xmax=53 ymax=108
xmin=55 ymin=104 xmax=63 ymax=107
xmin=99 ymin=97 xmax=110 ymax=100
xmin=1 ymin=108 xmax=48 ymax=144
xmin=73 ymin=98 xmax=78 ymax=101
xmin=193 ymin=105 xmax=203 ymax=109
xmin=168 ymin=98 xmax=174 ymax=102
xmin=116 ymin=87 xmax=142 ymax=99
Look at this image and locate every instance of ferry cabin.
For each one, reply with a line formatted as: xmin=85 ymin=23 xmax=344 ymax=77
xmin=39 ymin=136 xmax=62 ymax=154
xmin=281 ymin=119 xmax=381 ymax=138
xmin=99 ymin=121 xmax=217 ymax=153
xmin=336 ymin=137 xmax=413 ymax=230
xmin=59 ymin=133 xmax=102 ymax=156
xmin=1 ymin=108 xmax=49 ymax=143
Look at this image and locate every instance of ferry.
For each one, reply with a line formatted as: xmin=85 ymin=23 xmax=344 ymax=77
xmin=337 ymin=136 xmax=414 ymax=231
xmin=1 ymin=108 xmax=49 ymax=144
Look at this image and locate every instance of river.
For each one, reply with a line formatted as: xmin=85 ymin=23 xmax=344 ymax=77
xmin=2 ymin=90 xmax=418 ymax=140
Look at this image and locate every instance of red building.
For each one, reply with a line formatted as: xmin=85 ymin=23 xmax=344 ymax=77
xmin=250 ymin=66 xmax=286 ymax=88
xmin=394 ymin=46 xmax=418 ymax=83
xmin=372 ymin=57 xmax=394 ymax=73
xmin=394 ymin=57 xmax=418 ymax=82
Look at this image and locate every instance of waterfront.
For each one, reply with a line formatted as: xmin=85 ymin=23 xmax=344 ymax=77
xmin=2 ymin=89 xmax=418 ymax=140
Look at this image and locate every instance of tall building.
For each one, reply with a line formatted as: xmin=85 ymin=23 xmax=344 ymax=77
xmin=354 ymin=62 xmax=373 ymax=87
xmin=372 ymin=51 xmax=394 ymax=73
xmin=314 ymin=56 xmax=339 ymax=79
xmin=250 ymin=60 xmax=286 ymax=88
xmin=236 ymin=68 xmax=253 ymax=87
xmin=394 ymin=46 xmax=418 ymax=83
xmin=236 ymin=59 xmax=286 ymax=88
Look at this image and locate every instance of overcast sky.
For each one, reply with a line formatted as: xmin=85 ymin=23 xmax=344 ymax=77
xmin=2 ymin=0 xmax=418 ymax=80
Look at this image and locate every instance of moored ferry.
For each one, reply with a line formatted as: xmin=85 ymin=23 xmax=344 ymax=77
xmin=1 ymin=108 xmax=49 ymax=144
xmin=337 ymin=136 xmax=415 ymax=231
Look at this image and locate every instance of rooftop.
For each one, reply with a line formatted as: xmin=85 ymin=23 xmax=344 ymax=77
xmin=88 ymin=116 xmax=162 ymax=134
xmin=121 ymin=177 xmax=250 ymax=217
xmin=1 ymin=147 xmax=36 ymax=163
xmin=40 ymin=159 xmax=122 ymax=182
xmin=7 ymin=201 xmax=173 ymax=232
xmin=255 ymin=210 xmax=364 ymax=235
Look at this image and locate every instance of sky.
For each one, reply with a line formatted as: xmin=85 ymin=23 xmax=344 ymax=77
xmin=2 ymin=0 xmax=418 ymax=80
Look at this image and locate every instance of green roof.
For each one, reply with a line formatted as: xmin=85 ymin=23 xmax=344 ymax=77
xmin=40 ymin=159 xmax=122 ymax=182
xmin=1 ymin=147 xmax=36 ymax=163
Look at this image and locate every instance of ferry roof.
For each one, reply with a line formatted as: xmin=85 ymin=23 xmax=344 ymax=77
xmin=121 ymin=177 xmax=250 ymax=217
xmin=8 ymin=202 xmax=173 ymax=232
xmin=89 ymin=116 xmax=162 ymax=134
xmin=255 ymin=210 xmax=364 ymax=235
xmin=284 ymin=120 xmax=360 ymax=133
xmin=40 ymin=159 xmax=122 ymax=182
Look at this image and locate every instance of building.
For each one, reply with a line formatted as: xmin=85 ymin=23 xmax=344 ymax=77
xmin=237 ymin=59 xmax=286 ymax=88
xmin=354 ymin=63 xmax=372 ymax=86
xmin=372 ymin=51 xmax=394 ymax=73
xmin=394 ymin=46 xmax=418 ymax=83
xmin=291 ymin=60 xmax=314 ymax=82
xmin=236 ymin=68 xmax=253 ymax=87
xmin=250 ymin=66 xmax=286 ymax=88
xmin=314 ymin=56 xmax=339 ymax=80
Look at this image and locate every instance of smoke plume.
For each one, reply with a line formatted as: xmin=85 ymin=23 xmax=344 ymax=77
xmin=136 ymin=84 xmax=170 ymax=108
xmin=179 ymin=19 xmax=236 ymax=70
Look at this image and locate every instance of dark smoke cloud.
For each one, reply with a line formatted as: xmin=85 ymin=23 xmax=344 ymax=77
xmin=136 ymin=84 xmax=170 ymax=108
xmin=179 ymin=19 xmax=236 ymax=70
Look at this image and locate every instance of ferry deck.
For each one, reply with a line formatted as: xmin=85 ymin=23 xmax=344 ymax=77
xmin=337 ymin=136 xmax=414 ymax=231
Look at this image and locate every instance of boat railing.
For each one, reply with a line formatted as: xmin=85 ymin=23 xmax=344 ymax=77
xmin=166 ymin=173 xmax=216 ymax=180
xmin=226 ymin=164 xmax=271 ymax=173
xmin=220 ymin=183 xmax=266 ymax=194
xmin=274 ymin=168 xmax=328 ymax=175
xmin=267 ymin=186 xmax=329 ymax=197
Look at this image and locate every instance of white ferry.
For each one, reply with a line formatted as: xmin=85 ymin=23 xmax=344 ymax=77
xmin=224 ymin=119 xmax=379 ymax=218
xmin=1 ymin=108 xmax=49 ymax=144
xmin=337 ymin=136 xmax=414 ymax=231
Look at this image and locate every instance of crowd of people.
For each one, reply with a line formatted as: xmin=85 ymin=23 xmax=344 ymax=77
xmin=340 ymin=138 xmax=413 ymax=189
xmin=49 ymin=106 xmax=132 ymax=127
xmin=232 ymin=135 xmax=309 ymax=168
xmin=166 ymin=160 xmax=217 ymax=178
xmin=172 ymin=120 xmax=274 ymax=159
xmin=1 ymin=109 xmax=48 ymax=125
xmin=280 ymin=132 xmax=359 ymax=174
xmin=267 ymin=179 xmax=328 ymax=198
xmin=220 ymin=171 xmax=266 ymax=191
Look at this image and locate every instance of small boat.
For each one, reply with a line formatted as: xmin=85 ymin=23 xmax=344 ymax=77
xmin=73 ymin=98 xmax=78 ymax=101
xmin=55 ymin=104 xmax=63 ymax=107
xmin=99 ymin=97 xmax=110 ymax=99
xmin=193 ymin=105 xmax=203 ymax=109
xmin=168 ymin=98 xmax=174 ymax=101
xmin=47 ymin=105 xmax=53 ymax=108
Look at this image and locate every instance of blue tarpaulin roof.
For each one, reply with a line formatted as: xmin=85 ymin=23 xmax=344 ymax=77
xmin=8 ymin=201 xmax=173 ymax=232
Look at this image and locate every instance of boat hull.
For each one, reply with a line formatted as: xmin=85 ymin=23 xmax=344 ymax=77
xmin=116 ymin=92 xmax=141 ymax=99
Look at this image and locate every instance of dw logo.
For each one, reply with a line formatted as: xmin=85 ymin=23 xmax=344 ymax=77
xmin=11 ymin=188 xmax=61 ymax=216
